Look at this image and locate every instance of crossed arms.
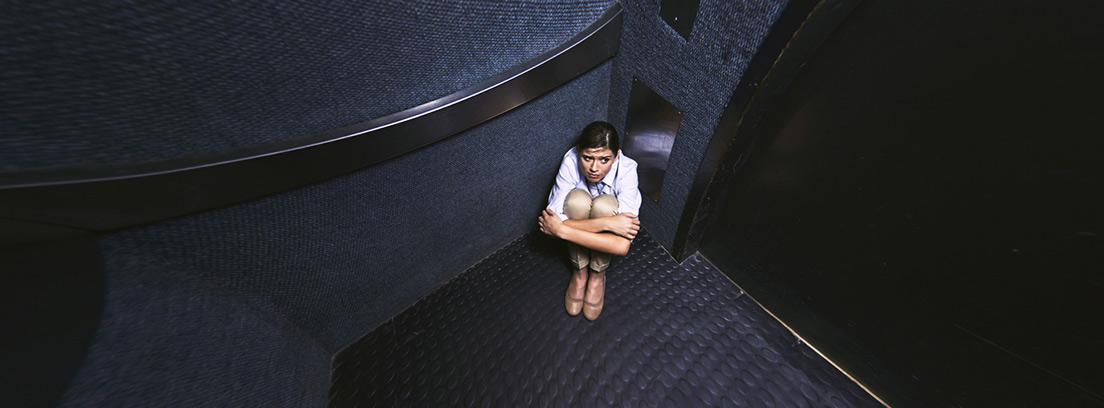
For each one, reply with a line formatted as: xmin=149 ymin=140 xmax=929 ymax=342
xmin=537 ymin=209 xmax=640 ymax=256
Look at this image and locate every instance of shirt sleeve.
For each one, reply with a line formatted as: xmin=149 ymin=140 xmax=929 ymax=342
xmin=615 ymin=156 xmax=642 ymax=216
xmin=547 ymin=149 xmax=578 ymax=220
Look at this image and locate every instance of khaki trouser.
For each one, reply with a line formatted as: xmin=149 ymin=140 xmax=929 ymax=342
xmin=564 ymin=188 xmax=618 ymax=272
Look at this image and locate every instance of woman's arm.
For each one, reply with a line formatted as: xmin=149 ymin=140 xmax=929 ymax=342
xmin=546 ymin=150 xmax=580 ymax=221
xmin=563 ymin=213 xmax=639 ymax=239
xmin=539 ymin=209 xmax=631 ymax=256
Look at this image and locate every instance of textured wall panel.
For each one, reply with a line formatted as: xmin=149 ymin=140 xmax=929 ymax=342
xmin=0 ymin=0 xmax=614 ymax=174
xmin=92 ymin=60 xmax=608 ymax=347
xmin=58 ymin=266 xmax=332 ymax=407
xmin=63 ymin=63 xmax=610 ymax=405
xmin=608 ymin=0 xmax=789 ymax=250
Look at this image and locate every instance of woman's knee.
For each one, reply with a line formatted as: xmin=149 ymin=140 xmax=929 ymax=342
xmin=564 ymin=189 xmax=593 ymax=219
xmin=591 ymin=194 xmax=618 ymax=218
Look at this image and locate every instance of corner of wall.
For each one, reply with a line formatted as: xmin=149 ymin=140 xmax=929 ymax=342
xmin=605 ymin=0 xmax=791 ymax=253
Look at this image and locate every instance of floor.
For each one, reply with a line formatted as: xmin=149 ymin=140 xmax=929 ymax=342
xmin=329 ymin=230 xmax=881 ymax=407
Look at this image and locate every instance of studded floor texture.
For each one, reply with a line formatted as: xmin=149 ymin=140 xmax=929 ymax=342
xmin=329 ymin=231 xmax=881 ymax=407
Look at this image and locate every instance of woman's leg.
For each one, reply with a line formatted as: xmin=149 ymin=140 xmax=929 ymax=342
xmin=563 ymin=189 xmax=593 ymax=316
xmin=584 ymin=194 xmax=619 ymax=320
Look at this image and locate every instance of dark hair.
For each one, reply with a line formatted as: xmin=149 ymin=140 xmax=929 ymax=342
xmin=576 ymin=121 xmax=620 ymax=153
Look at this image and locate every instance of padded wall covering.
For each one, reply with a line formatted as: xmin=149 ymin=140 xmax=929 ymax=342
xmin=0 ymin=0 xmax=613 ymax=175
xmin=61 ymin=63 xmax=611 ymax=405
xmin=608 ymin=0 xmax=788 ymax=249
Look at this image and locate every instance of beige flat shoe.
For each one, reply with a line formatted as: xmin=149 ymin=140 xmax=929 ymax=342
xmin=582 ymin=297 xmax=603 ymax=321
xmin=583 ymin=269 xmax=605 ymax=321
xmin=565 ymin=290 xmax=583 ymax=316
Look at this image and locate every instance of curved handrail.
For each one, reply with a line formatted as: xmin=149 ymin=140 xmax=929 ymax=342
xmin=0 ymin=4 xmax=622 ymax=242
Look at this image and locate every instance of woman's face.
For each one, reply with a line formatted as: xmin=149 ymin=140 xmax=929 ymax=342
xmin=579 ymin=147 xmax=617 ymax=183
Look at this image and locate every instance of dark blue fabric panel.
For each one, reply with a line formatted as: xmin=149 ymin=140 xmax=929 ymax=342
xmin=58 ymin=255 xmax=332 ymax=406
xmin=0 ymin=0 xmax=614 ymax=174
xmin=86 ymin=61 xmax=610 ymax=372
xmin=608 ymin=0 xmax=788 ymax=250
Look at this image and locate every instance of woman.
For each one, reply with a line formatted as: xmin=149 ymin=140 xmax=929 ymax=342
xmin=538 ymin=121 xmax=641 ymax=321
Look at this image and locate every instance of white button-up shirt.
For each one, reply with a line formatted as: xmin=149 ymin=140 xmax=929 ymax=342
xmin=547 ymin=147 xmax=642 ymax=220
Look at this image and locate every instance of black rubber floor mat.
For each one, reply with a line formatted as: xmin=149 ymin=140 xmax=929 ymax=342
xmin=330 ymin=231 xmax=880 ymax=407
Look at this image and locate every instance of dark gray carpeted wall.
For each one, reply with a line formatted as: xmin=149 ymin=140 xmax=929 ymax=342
xmin=607 ymin=0 xmax=789 ymax=250
xmin=5 ymin=1 xmax=618 ymax=405
xmin=1 ymin=0 xmax=613 ymax=174
xmin=7 ymin=0 xmax=805 ymax=404
xmin=60 ymin=63 xmax=611 ymax=405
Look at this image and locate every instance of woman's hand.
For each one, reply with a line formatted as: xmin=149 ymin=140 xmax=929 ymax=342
xmin=606 ymin=213 xmax=640 ymax=240
xmin=539 ymin=208 xmax=566 ymax=238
